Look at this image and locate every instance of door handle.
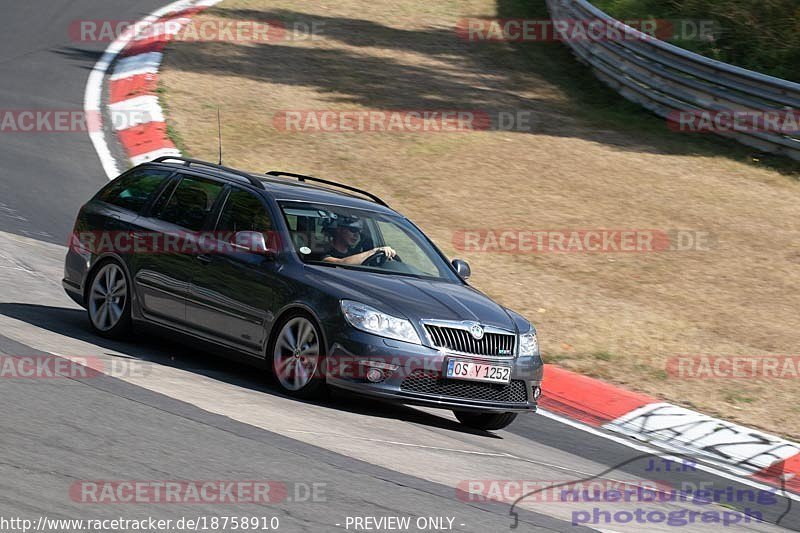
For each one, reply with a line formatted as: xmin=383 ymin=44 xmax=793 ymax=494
xmin=197 ymin=254 xmax=212 ymax=264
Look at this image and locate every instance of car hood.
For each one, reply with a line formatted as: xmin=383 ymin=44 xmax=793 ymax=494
xmin=305 ymin=265 xmax=517 ymax=331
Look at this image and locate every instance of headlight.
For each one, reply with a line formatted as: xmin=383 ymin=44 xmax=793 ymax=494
xmin=340 ymin=300 xmax=421 ymax=345
xmin=518 ymin=328 xmax=539 ymax=356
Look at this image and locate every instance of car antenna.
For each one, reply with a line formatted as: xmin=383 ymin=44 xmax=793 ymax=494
xmin=217 ymin=108 xmax=223 ymax=165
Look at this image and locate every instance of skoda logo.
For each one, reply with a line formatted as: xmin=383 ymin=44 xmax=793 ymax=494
xmin=468 ymin=323 xmax=485 ymax=340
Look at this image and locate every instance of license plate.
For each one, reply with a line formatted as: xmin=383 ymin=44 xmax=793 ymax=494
xmin=446 ymin=359 xmax=511 ymax=384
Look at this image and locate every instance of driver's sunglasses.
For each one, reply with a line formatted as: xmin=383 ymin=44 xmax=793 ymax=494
xmin=342 ymin=226 xmax=360 ymax=234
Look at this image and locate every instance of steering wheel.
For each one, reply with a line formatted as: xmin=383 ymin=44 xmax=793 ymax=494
xmin=362 ymin=250 xmax=388 ymax=267
xmin=362 ymin=249 xmax=404 ymax=267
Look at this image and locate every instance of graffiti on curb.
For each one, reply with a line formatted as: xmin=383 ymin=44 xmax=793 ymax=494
xmin=606 ymin=403 xmax=800 ymax=472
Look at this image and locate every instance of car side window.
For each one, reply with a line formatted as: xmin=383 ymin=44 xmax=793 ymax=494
xmin=96 ymin=168 xmax=171 ymax=214
xmin=155 ymin=175 xmax=225 ymax=231
xmin=216 ymin=189 xmax=272 ymax=236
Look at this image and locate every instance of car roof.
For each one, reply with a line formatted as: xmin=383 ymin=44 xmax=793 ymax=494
xmin=259 ymin=176 xmax=397 ymax=214
xmin=143 ymin=160 xmax=399 ymax=216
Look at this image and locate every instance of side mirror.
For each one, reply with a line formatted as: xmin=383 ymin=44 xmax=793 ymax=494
xmin=451 ymin=258 xmax=471 ymax=280
xmin=234 ymin=231 xmax=275 ymax=256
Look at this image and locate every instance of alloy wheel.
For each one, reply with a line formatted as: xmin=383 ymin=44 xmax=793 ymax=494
xmin=88 ymin=263 xmax=127 ymax=332
xmin=273 ymin=317 xmax=320 ymax=391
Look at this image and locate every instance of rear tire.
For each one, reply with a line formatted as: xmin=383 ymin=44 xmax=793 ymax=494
xmin=269 ymin=312 xmax=328 ymax=399
xmin=454 ymin=411 xmax=518 ymax=431
xmin=86 ymin=260 xmax=132 ymax=339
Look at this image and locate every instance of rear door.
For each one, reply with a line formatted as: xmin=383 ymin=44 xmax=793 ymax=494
xmin=186 ymin=186 xmax=287 ymax=352
xmin=131 ymin=173 xmax=226 ymax=326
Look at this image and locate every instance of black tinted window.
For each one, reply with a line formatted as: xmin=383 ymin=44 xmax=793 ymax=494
xmin=149 ymin=179 xmax=177 ymax=216
xmin=96 ymin=169 xmax=171 ymax=214
xmin=156 ymin=176 xmax=225 ymax=231
xmin=216 ymin=189 xmax=272 ymax=234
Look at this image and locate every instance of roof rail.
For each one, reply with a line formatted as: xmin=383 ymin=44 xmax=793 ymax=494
xmin=152 ymin=156 xmax=264 ymax=189
xmin=265 ymin=171 xmax=388 ymax=207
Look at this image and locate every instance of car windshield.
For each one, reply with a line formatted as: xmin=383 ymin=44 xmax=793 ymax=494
xmin=278 ymin=201 xmax=459 ymax=281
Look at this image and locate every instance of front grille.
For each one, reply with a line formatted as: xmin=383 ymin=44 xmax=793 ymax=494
xmin=400 ymin=370 xmax=528 ymax=404
xmin=425 ymin=325 xmax=515 ymax=356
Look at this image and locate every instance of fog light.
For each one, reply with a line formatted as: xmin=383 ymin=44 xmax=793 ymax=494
xmin=366 ymin=368 xmax=384 ymax=383
xmin=532 ymin=386 xmax=542 ymax=400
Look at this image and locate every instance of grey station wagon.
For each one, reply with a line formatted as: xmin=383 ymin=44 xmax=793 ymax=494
xmin=63 ymin=157 xmax=543 ymax=430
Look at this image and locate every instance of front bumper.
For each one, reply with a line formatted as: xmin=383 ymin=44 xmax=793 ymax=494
xmin=325 ymin=330 xmax=543 ymax=413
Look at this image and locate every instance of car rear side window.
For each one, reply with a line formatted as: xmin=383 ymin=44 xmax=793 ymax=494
xmin=216 ymin=189 xmax=272 ymax=234
xmin=155 ymin=175 xmax=225 ymax=231
xmin=96 ymin=168 xmax=171 ymax=214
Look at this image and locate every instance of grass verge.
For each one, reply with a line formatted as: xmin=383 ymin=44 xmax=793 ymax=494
xmin=160 ymin=0 xmax=800 ymax=438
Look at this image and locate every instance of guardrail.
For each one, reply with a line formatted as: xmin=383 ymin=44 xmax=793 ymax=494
xmin=546 ymin=0 xmax=800 ymax=161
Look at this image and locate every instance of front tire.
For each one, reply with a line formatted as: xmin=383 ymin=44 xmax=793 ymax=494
xmin=86 ymin=260 xmax=132 ymax=339
xmin=454 ymin=411 xmax=518 ymax=431
xmin=269 ymin=313 xmax=327 ymax=399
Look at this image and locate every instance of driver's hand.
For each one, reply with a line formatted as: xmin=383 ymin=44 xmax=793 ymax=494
xmin=375 ymin=246 xmax=397 ymax=259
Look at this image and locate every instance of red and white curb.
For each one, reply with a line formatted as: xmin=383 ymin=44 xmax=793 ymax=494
xmin=83 ymin=0 xmax=800 ymax=499
xmin=84 ymin=0 xmax=219 ymax=179
xmin=540 ymin=364 xmax=800 ymax=494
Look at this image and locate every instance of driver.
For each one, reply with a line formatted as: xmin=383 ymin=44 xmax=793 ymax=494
xmin=321 ymin=216 xmax=396 ymax=265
